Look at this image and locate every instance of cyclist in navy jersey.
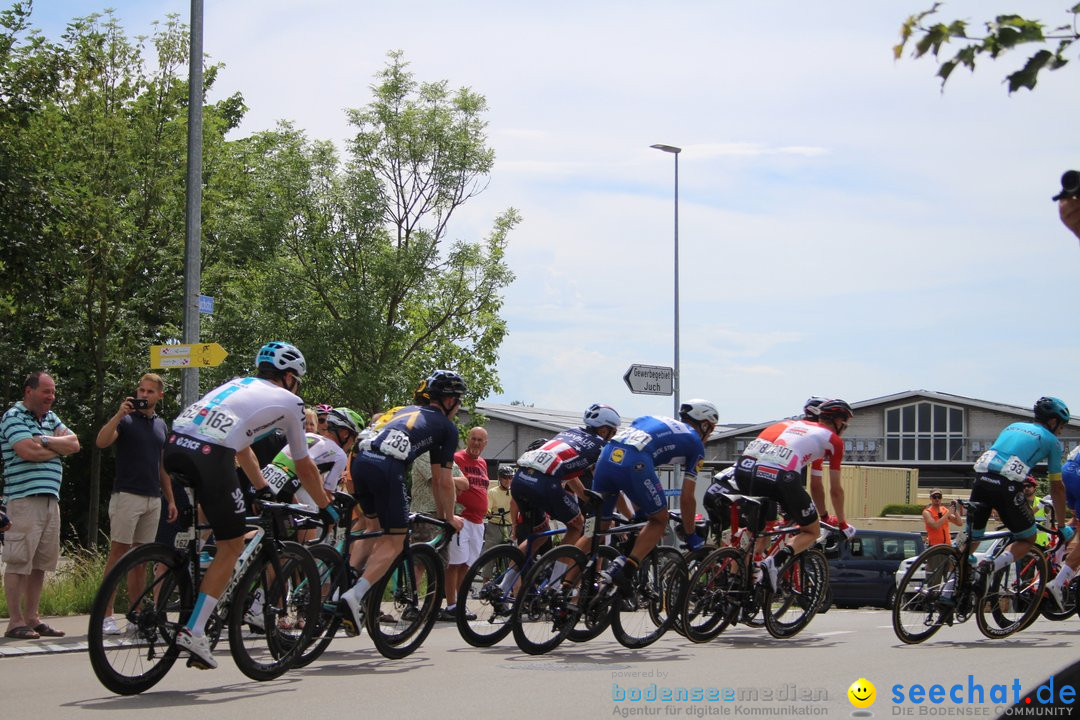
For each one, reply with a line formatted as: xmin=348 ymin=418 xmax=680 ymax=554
xmin=511 ymin=403 xmax=621 ymax=552
xmin=163 ymin=341 xmax=339 ymax=669
xmin=592 ymin=399 xmax=719 ymax=594
xmin=338 ymin=370 xmax=466 ymax=632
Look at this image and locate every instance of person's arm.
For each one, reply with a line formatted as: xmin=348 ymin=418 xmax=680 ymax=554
xmin=923 ymin=508 xmax=946 ymax=529
xmin=947 ymin=504 xmax=963 ymax=527
xmin=1050 ymin=476 xmax=1067 ymax=531
xmin=295 ymin=455 xmax=331 ymax=509
xmin=829 ymin=468 xmax=846 ymax=525
xmin=433 ymin=463 xmax=464 ymax=531
xmin=96 ymin=399 xmax=134 ymax=448
xmin=159 ymin=459 xmax=178 ymax=523
xmin=679 ymin=475 xmax=697 ymax=536
xmin=42 ymin=426 xmax=80 ymax=456
xmin=12 ymin=436 xmax=59 ymax=461
xmin=236 ymin=446 xmax=267 ymax=490
xmin=452 ymin=467 xmax=469 ymax=493
xmin=809 ymin=470 xmax=828 ymax=521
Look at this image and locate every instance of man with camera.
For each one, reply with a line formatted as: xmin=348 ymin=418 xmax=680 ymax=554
xmin=95 ymin=373 xmax=177 ymax=636
xmin=922 ymin=489 xmax=962 ymax=546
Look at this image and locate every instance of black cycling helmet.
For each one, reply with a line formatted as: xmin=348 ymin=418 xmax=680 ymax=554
xmin=423 ymin=369 xmax=468 ymax=399
xmin=816 ymin=398 xmax=853 ymax=421
xmin=526 ymin=437 xmax=548 ymax=452
xmin=1034 ymin=396 xmax=1070 ymax=425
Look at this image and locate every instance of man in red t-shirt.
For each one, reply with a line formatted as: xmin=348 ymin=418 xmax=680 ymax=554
xmin=442 ymin=426 xmax=489 ymax=620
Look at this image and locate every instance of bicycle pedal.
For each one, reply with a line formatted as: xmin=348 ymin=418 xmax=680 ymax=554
xmin=340 ymin=617 xmax=360 ymax=637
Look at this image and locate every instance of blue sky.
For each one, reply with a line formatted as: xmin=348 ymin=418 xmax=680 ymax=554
xmin=30 ymin=1 xmax=1080 ymax=423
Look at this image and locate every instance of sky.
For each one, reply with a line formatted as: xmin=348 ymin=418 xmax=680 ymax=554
xmin=29 ymin=1 xmax=1080 ymax=425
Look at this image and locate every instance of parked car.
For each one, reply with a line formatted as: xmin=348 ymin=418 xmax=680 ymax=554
xmin=824 ymin=529 xmax=925 ymax=609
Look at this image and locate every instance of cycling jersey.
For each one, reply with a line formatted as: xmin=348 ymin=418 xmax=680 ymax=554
xmin=512 ymin=426 xmax=608 ymax=525
xmin=261 ymin=433 xmax=347 ymax=507
xmin=742 ymin=420 xmax=843 ymax=473
xmin=1063 ymin=446 xmax=1080 ymax=514
xmin=592 ymin=416 xmax=705 ymax=518
xmin=172 ymin=376 xmax=308 ymax=458
xmin=748 ymin=419 xmax=826 ymax=473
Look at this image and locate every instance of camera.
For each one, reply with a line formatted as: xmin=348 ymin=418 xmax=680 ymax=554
xmin=129 ymin=397 xmax=149 ymax=410
xmin=1052 ymin=170 xmax=1080 ymax=201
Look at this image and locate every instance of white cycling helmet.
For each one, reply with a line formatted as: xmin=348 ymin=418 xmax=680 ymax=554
xmin=255 ymin=341 xmax=307 ymax=377
xmin=583 ymin=403 xmax=621 ymax=430
xmin=679 ymin=398 xmax=719 ymax=425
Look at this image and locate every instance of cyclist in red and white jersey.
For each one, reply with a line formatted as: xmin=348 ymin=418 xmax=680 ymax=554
xmin=734 ymin=398 xmax=855 ymax=589
xmin=163 ymin=341 xmax=339 ymax=669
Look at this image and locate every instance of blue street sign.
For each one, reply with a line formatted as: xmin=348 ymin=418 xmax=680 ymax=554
xmin=198 ymin=295 xmax=214 ymax=314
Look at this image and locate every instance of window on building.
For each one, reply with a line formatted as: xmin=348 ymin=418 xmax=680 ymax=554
xmin=884 ymin=401 xmax=964 ymax=462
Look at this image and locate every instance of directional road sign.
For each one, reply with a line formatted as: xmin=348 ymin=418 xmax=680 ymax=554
xmin=150 ymin=343 xmax=229 ymax=369
xmin=623 ymin=364 xmax=674 ymax=396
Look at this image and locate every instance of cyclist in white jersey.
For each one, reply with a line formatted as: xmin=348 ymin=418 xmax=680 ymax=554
xmin=163 ymin=341 xmax=340 ymax=669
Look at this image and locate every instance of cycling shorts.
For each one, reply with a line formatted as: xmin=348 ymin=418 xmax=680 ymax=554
xmin=969 ymin=473 xmax=1036 ymax=539
xmin=350 ymin=450 xmax=409 ymax=531
xmin=163 ymin=433 xmax=246 ymax=541
xmin=733 ymin=456 xmax=818 ymax=527
xmin=510 ymin=469 xmax=580 ymax=526
xmin=592 ymin=446 xmax=666 ymax=519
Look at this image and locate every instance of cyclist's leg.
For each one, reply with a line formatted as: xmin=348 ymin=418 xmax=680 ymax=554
xmin=989 ymin=478 xmax=1037 ymax=573
xmin=614 ymin=461 xmax=668 ymax=586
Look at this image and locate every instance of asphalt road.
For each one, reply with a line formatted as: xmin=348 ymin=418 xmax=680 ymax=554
xmin=3 ymin=609 xmax=1078 ymax=720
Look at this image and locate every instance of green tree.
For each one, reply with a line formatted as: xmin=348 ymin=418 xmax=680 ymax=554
xmin=896 ymin=3 xmax=1080 ymax=92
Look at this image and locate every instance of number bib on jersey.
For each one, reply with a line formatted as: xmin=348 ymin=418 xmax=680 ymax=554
xmin=379 ymin=429 xmax=412 ymax=461
xmin=745 ymin=439 xmax=794 ymax=467
xmin=261 ymin=463 xmax=293 ymax=495
xmin=974 ymin=449 xmax=1030 ymax=483
xmin=178 ymin=402 xmax=238 ymax=442
xmin=613 ymin=428 xmax=653 ymax=451
xmin=518 ymin=449 xmax=560 ymax=474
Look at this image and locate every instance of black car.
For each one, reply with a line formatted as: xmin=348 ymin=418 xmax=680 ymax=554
xmin=824 ymin=529 xmax=925 ymax=609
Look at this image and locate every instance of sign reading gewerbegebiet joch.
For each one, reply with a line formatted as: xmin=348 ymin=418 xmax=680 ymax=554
xmin=623 ymin=364 xmax=674 ymax=396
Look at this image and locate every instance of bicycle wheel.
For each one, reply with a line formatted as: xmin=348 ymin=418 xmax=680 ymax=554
xmin=892 ymin=544 xmax=957 ymax=645
xmin=228 ymin=541 xmax=321 ymax=681
xmin=567 ymin=544 xmax=618 ymax=643
xmin=293 ymin=543 xmax=345 ymax=668
xmin=367 ymin=543 xmax=442 ymax=659
xmin=979 ymin=545 xmax=1046 ymax=639
xmin=669 ymin=546 xmax=711 ymax=638
xmin=512 ymin=545 xmax=588 ymax=655
xmin=88 ymin=543 xmax=192 ymax=695
xmin=680 ymin=547 xmax=745 ymax=643
xmin=763 ymin=548 xmax=827 ymax=639
xmin=611 ymin=546 xmax=685 ymax=649
xmin=1043 ymin=576 xmax=1080 ymax=621
xmin=456 ymin=544 xmax=525 ymax=647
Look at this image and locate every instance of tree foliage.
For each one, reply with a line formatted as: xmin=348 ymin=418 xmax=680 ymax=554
xmin=896 ymin=2 xmax=1080 ymax=92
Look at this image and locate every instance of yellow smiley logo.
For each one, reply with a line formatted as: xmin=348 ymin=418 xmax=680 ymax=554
xmin=611 ymin=448 xmax=625 ymax=463
xmin=847 ymin=678 xmax=876 ymax=708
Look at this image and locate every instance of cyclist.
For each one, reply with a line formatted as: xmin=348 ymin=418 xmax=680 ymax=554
xmin=593 ymin=399 xmax=718 ymax=593
xmin=338 ymin=370 xmax=466 ymax=632
xmin=164 ymin=341 xmax=339 ymax=669
xmin=976 ymin=397 xmax=1075 ymax=608
xmin=733 ymin=398 xmax=856 ymax=590
xmin=1046 ymin=446 xmax=1080 ymax=608
xmin=511 ymin=403 xmax=621 ymax=553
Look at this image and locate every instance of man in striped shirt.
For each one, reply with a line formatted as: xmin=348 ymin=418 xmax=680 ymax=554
xmin=1 ymin=372 xmax=80 ymax=639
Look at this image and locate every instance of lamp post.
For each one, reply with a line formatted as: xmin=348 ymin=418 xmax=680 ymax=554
xmin=650 ymin=144 xmax=681 ymax=417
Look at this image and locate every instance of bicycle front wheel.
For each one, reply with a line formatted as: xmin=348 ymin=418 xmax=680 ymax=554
xmin=611 ymin=547 xmax=685 ymax=649
xmin=367 ymin=543 xmax=443 ymax=659
xmin=456 ymin=544 xmax=525 ymax=647
xmin=88 ymin=543 xmax=192 ymax=695
xmin=763 ymin=548 xmax=827 ymax=639
xmin=892 ymin=544 xmax=957 ymax=645
xmin=293 ymin=542 xmax=345 ymax=668
xmin=681 ymin=547 xmax=745 ymax=643
xmin=978 ymin=545 xmax=1046 ymax=639
xmin=512 ymin=545 xmax=588 ymax=655
xmin=228 ymin=541 xmax=321 ymax=680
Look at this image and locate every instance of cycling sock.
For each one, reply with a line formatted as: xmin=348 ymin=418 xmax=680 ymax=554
xmin=1053 ymin=564 xmax=1076 ymax=588
xmin=187 ymin=592 xmax=220 ymax=636
xmin=992 ymin=551 xmax=1014 ymax=572
xmin=498 ymin=568 xmax=521 ymax=593
xmin=548 ymin=561 xmax=569 ymax=584
xmin=348 ymin=577 xmax=372 ymax=604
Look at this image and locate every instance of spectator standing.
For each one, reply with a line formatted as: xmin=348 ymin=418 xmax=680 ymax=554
xmin=442 ymin=426 xmax=489 ymax=620
xmin=485 ymin=464 xmax=514 ymax=548
xmin=95 ymin=373 xmax=178 ymax=635
xmin=922 ymin=489 xmax=962 ymax=545
xmin=1 ymin=372 xmax=80 ymax=639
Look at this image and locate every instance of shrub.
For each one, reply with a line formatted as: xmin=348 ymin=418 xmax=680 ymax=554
xmin=0 ymin=545 xmax=107 ymax=617
xmin=880 ymin=503 xmax=926 ymax=517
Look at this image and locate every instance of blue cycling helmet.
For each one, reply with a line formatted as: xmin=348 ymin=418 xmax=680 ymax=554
xmin=1034 ymin=396 xmax=1070 ymax=424
xmin=256 ymin=341 xmax=307 ymax=377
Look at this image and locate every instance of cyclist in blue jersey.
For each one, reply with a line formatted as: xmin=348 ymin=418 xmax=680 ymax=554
xmin=511 ymin=403 xmax=621 ymax=552
xmin=593 ymin=399 xmax=719 ymax=594
xmin=1045 ymin=442 xmax=1080 ymax=608
xmin=338 ymin=370 xmax=466 ymax=633
xmin=969 ymin=396 xmax=1074 ymax=603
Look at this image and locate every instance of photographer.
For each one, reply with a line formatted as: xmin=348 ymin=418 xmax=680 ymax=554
xmin=922 ymin=489 xmax=962 ymax=546
xmin=1055 ymin=171 xmax=1080 ymax=242
xmin=94 ymin=373 xmax=177 ymax=636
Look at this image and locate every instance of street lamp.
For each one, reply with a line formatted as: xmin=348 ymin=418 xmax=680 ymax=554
xmin=650 ymin=143 xmax=681 ymax=417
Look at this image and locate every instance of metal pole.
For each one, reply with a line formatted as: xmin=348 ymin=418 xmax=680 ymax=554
xmin=182 ymin=0 xmax=204 ymax=408
xmin=673 ymin=151 xmax=680 ymax=418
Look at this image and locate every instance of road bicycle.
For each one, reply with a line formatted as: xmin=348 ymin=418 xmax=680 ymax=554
xmin=88 ymin=487 xmax=322 ymax=694
xmin=510 ymin=490 xmax=687 ymax=654
xmin=892 ymin=499 xmax=1052 ymax=644
xmin=680 ymin=492 xmax=833 ymax=642
xmin=296 ymin=493 xmax=452 ymax=663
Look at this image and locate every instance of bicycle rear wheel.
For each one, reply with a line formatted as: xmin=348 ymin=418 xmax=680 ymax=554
xmin=293 ymin=543 xmax=345 ymax=668
xmin=681 ymin=547 xmax=745 ymax=643
xmin=367 ymin=543 xmax=442 ymax=659
xmin=610 ymin=547 xmax=685 ymax=649
xmin=88 ymin=543 xmax=192 ymax=695
xmin=512 ymin=545 xmax=588 ymax=655
xmin=978 ymin=545 xmax=1046 ymax=639
xmin=763 ymin=548 xmax=827 ymax=639
xmin=892 ymin=544 xmax=956 ymax=644
xmin=228 ymin=541 xmax=320 ymax=680
xmin=456 ymin=544 xmax=525 ymax=647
